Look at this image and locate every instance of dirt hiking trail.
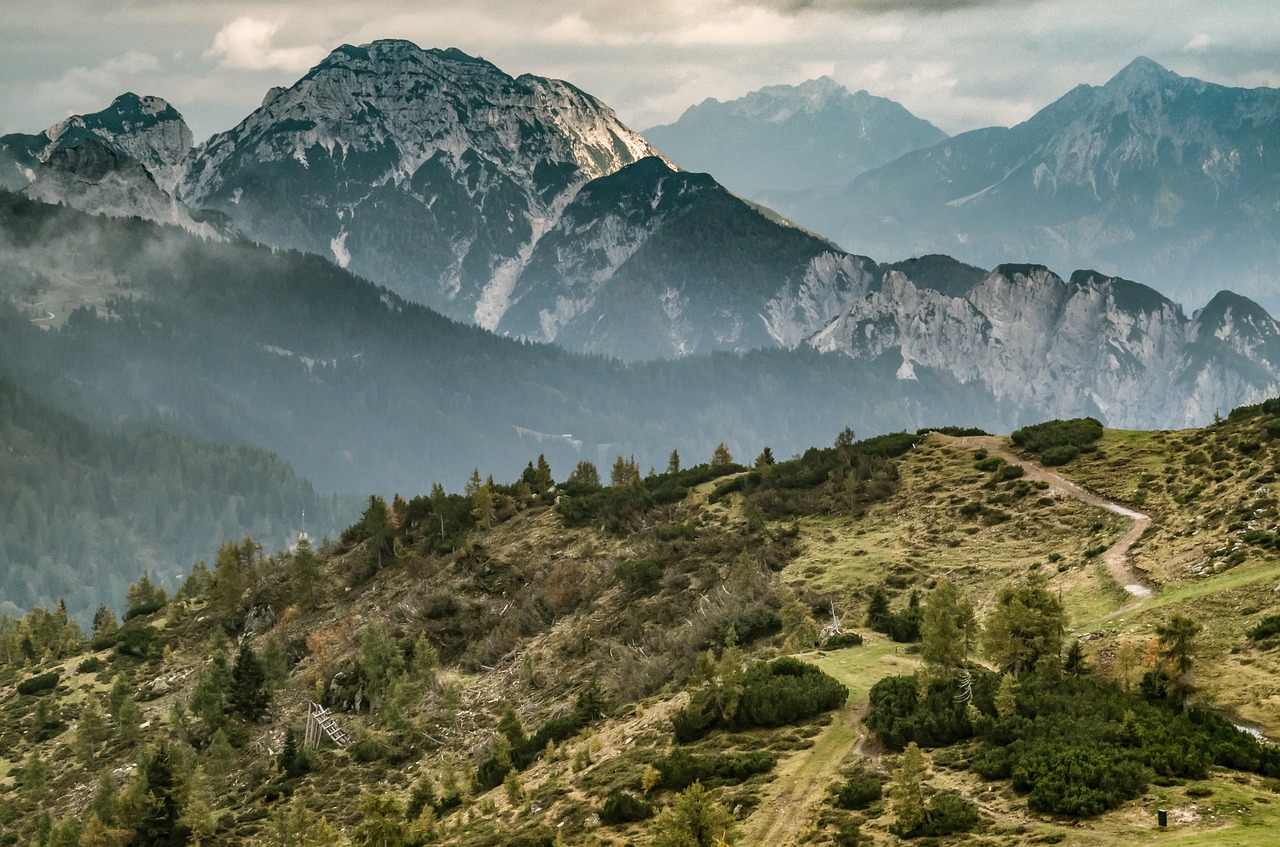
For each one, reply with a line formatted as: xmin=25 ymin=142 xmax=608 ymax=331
xmin=942 ymin=434 xmax=1154 ymax=599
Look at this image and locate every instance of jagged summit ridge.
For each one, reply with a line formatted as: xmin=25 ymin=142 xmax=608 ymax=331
xmin=187 ymin=39 xmax=656 ymax=195
xmin=810 ymin=263 xmax=1278 ymax=429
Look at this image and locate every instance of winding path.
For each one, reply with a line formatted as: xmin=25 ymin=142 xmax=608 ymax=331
xmin=740 ymin=436 xmax=1160 ymax=845
xmin=943 ymin=435 xmax=1154 ymax=598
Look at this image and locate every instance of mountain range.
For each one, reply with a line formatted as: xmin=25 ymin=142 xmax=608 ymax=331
xmin=775 ymin=57 xmax=1280 ymax=315
xmin=643 ymin=76 xmax=947 ymax=198
xmin=2 ymin=42 xmax=1280 ymax=452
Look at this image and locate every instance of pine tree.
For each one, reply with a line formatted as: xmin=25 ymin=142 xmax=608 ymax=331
xmin=212 ymin=539 xmax=250 ymax=623
xmin=1064 ymin=639 xmax=1088 ymax=675
xmin=534 ymin=454 xmax=554 ymax=492
xmin=107 ymin=672 xmax=131 ymax=720
xmin=130 ymin=741 xmax=189 ymax=847
xmin=921 ymin=580 xmax=975 ymax=678
xmin=291 ymin=536 xmax=320 ymax=609
xmin=497 ymin=705 xmax=527 ymax=747
xmin=650 ymin=782 xmax=736 ymax=847
xmin=779 ymin=590 xmax=818 ymax=652
xmin=80 ymin=813 xmax=130 ymax=847
xmin=205 ymin=729 xmax=235 ymax=794
xmin=126 ymin=571 xmax=168 ymax=617
xmin=711 ymin=443 xmax=733 ymax=467
xmin=994 ymin=672 xmax=1019 ymax=719
xmin=352 ymin=792 xmax=408 ymax=847
xmin=889 ymin=742 xmax=927 ymax=837
xmin=360 ymin=623 xmax=405 ymax=711
xmin=1156 ymin=614 xmax=1201 ymax=707
xmin=754 ymin=447 xmax=775 ymax=467
xmin=611 ymin=455 xmax=636 ymax=488
xmin=865 ymin=586 xmax=891 ymax=631
xmin=181 ymin=765 xmax=217 ymax=843
xmin=17 ymin=748 xmax=49 ymax=803
xmin=568 ymin=460 xmax=601 ymax=488
xmin=92 ymin=605 xmax=119 ymax=643
xmin=667 ymin=450 xmax=681 ymax=475
xmin=982 ymin=582 xmax=1064 ymax=677
xmin=117 ymin=695 xmax=142 ymax=746
xmin=465 ymin=468 xmax=483 ymax=497
xmin=360 ymin=495 xmax=392 ymax=569
xmin=89 ymin=768 xmax=121 ymax=826
xmin=229 ymin=642 xmax=270 ymax=721
xmin=190 ymin=648 xmax=230 ymax=734
xmin=76 ymin=695 xmax=109 ymax=765
xmin=471 ymin=481 xmax=495 ymax=529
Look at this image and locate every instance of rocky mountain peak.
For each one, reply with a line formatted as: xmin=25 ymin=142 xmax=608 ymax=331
xmin=1105 ymin=56 xmax=1180 ymax=92
xmin=178 ymin=39 xmax=661 ymax=324
xmin=41 ymin=92 xmax=193 ymax=194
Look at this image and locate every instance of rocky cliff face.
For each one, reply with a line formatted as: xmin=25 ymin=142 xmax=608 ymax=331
xmin=811 ymin=264 xmax=1280 ymax=428
xmin=21 ymin=139 xmax=216 ymax=236
xmin=180 ymin=40 xmax=661 ymax=325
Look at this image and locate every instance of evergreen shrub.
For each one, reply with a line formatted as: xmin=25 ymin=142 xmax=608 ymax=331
xmin=16 ymin=671 xmax=60 ymax=696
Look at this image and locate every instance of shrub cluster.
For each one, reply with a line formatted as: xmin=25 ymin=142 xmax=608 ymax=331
xmin=871 ymin=671 xmax=1280 ymax=818
xmin=1226 ymin=397 xmax=1280 ymax=423
xmin=831 ymin=765 xmax=883 ymax=810
xmin=16 ymin=671 xmax=60 ymax=696
xmin=866 ymin=672 xmax=997 ymax=748
xmin=475 ymin=688 xmax=608 ymax=790
xmin=559 ymin=463 xmax=744 ymax=533
xmin=915 ymin=790 xmax=980 ymax=837
xmin=1248 ymin=615 xmax=1280 ymax=640
xmin=655 ymin=747 xmax=776 ymax=790
xmin=1011 ymin=417 xmax=1104 ymax=465
xmin=672 ymin=657 xmax=848 ymax=743
xmin=709 ymin=433 xmax=919 ymax=518
xmin=600 ymin=790 xmax=653 ymax=824
xmin=823 ymin=631 xmax=864 ymax=649
xmin=866 ymin=587 xmax=922 ymax=643
xmin=918 ymin=426 xmax=990 ymax=437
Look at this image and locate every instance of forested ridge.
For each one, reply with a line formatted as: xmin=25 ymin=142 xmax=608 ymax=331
xmin=0 ymin=379 xmax=358 ymax=620
xmin=0 ymin=191 xmax=1010 ymax=496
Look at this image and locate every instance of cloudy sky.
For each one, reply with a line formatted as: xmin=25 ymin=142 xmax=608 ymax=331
xmin=3 ymin=0 xmax=1278 ymax=142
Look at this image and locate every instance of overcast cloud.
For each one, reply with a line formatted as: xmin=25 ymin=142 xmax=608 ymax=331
xmin=3 ymin=0 xmax=1278 ymax=142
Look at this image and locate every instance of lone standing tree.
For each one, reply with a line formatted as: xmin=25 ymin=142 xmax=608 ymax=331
xmin=921 ymin=580 xmax=976 ymax=678
xmin=982 ymin=582 xmax=1064 ymax=677
xmin=1155 ymin=614 xmax=1201 ymax=708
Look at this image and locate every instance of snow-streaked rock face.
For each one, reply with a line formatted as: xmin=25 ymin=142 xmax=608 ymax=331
xmin=180 ymin=40 xmax=662 ymax=323
xmin=812 ymin=265 xmax=1280 ymax=428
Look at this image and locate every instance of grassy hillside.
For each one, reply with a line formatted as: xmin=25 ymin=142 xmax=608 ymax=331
xmin=1 ymin=416 xmax=1278 ymax=847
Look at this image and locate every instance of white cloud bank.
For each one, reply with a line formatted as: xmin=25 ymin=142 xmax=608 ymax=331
xmin=205 ymin=17 xmax=327 ymax=73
